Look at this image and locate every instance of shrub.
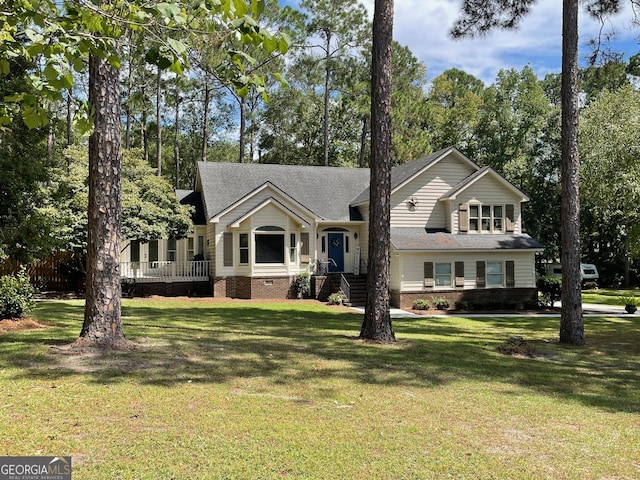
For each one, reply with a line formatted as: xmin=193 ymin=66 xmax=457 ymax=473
xmin=537 ymin=275 xmax=562 ymax=307
xmin=293 ymin=271 xmax=311 ymax=298
xmin=327 ymin=292 xmax=346 ymax=305
xmin=0 ymin=269 xmax=35 ymax=319
xmin=431 ymin=296 xmax=449 ymax=310
xmin=455 ymin=300 xmax=470 ymax=310
xmin=412 ymin=299 xmax=431 ymax=310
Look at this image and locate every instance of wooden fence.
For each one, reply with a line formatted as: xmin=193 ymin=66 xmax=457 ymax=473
xmin=0 ymin=251 xmax=84 ymax=291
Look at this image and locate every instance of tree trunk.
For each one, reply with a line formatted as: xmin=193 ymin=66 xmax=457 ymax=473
xmin=156 ymin=64 xmax=162 ymax=176
xmin=358 ymin=114 xmax=369 ymax=168
xmin=66 ymin=91 xmax=73 ymax=148
xmin=79 ymin=53 xmax=127 ymax=349
xmin=559 ymin=0 xmax=584 ymax=345
xmin=201 ymin=82 xmax=210 ymax=162
xmin=323 ymin=32 xmax=331 ymax=167
xmin=174 ymin=82 xmax=180 ymax=189
xmin=360 ymin=0 xmax=395 ymax=343
xmin=142 ymin=85 xmax=149 ymax=164
xmin=239 ymin=96 xmax=246 ymax=163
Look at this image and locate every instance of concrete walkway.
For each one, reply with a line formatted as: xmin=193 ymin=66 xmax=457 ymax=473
xmin=350 ymin=303 xmax=632 ymax=318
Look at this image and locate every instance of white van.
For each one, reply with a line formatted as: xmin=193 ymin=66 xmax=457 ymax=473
xmin=545 ymin=263 xmax=599 ymax=281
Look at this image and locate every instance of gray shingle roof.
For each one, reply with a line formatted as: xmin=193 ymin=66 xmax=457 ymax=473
xmin=390 ymin=228 xmax=545 ymax=251
xmin=197 ymin=162 xmax=371 ymax=222
xmin=176 ymin=189 xmax=206 ymax=225
xmin=350 ymin=146 xmax=460 ymax=205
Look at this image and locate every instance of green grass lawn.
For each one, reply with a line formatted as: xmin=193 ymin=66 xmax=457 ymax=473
xmin=1 ymin=298 xmax=639 ymax=479
xmin=582 ymin=288 xmax=640 ymax=306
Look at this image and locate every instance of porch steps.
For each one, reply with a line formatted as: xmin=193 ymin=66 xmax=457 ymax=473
xmin=341 ymin=274 xmax=368 ymax=307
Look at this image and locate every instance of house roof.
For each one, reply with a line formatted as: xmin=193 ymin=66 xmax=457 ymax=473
xmin=350 ymin=146 xmax=477 ymax=206
xmin=390 ymin=228 xmax=545 ymax=251
xmin=176 ymin=189 xmax=206 ymax=225
xmin=196 ymin=162 xmax=371 ymax=222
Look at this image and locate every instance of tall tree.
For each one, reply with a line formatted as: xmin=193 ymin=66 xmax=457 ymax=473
xmin=359 ymin=0 xmax=395 ymax=342
xmin=559 ymin=0 xmax=583 ymax=344
xmin=580 ymin=86 xmax=640 ymax=286
xmin=2 ymin=0 xmax=288 ymax=349
xmin=450 ymin=0 xmax=632 ymax=345
xmin=80 ymin=52 xmax=126 ymax=347
xmin=299 ymin=0 xmax=370 ymax=166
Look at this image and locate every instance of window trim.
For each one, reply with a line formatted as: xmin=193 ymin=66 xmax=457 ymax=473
xmin=435 ymin=262 xmax=452 ymax=287
xmin=467 ymin=203 xmax=507 ymax=233
xmin=255 ymin=226 xmax=285 ymax=264
xmin=486 ymin=261 xmax=504 ymax=287
xmin=239 ymin=233 xmax=249 ymax=265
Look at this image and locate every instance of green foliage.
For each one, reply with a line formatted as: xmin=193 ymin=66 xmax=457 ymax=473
xmin=41 ymin=146 xmax=193 ymax=250
xmin=580 ymin=86 xmax=640 ymax=268
xmin=412 ymin=298 xmax=431 ymax=310
xmin=619 ymin=294 xmax=638 ymax=307
xmin=327 ymin=292 xmax=345 ymax=305
xmin=431 ymin=297 xmax=450 ymax=310
xmin=0 ymin=269 xmax=35 ymax=319
xmin=0 ymin=0 xmax=289 ymax=128
xmin=537 ymin=275 xmax=562 ymax=307
xmin=293 ymin=271 xmax=311 ymax=298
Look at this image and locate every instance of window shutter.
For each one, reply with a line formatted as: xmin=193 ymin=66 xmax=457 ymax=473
xmin=424 ymin=262 xmax=434 ymax=288
xmin=459 ymin=203 xmax=469 ymax=232
xmin=223 ymin=232 xmax=233 ymax=267
xmin=476 ymin=261 xmax=486 ymax=288
xmin=455 ymin=261 xmax=465 ymax=287
xmin=506 ymin=260 xmax=515 ymax=287
xmin=300 ymin=232 xmax=310 ymax=263
xmin=505 ymin=204 xmax=515 ymax=232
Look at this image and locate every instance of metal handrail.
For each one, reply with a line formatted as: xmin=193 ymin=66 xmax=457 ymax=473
xmin=339 ymin=273 xmax=351 ymax=305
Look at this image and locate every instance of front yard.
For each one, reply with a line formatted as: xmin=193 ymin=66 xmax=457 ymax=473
xmin=1 ymin=298 xmax=639 ymax=479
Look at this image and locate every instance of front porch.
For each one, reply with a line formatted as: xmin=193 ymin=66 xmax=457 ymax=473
xmin=120 ymin=260 xmax=212 ymax=297
xmin=120 ymin=260 xmax=211 ymax=283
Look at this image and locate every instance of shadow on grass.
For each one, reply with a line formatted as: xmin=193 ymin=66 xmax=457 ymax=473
xmin=3 ymin=300 xmax=639 ymax=413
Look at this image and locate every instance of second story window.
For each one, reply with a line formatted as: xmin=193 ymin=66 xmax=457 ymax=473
xmin=467 ymin=204 xmax=505 ymax=233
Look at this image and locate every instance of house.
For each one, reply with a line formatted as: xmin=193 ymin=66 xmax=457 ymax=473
xmin=119 ymin=146 xmax=544 ymax=307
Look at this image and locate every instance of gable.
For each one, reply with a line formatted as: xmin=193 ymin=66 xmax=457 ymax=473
xmin=389 ymin=154 xmax=478 ymax=228
xmin=441 ymin=167 xmax=529 ymax=203
xmin=351 ymin=146 xmax=479 ymax=207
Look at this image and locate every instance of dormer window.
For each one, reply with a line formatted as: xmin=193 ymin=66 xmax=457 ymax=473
xmin=466 ymin=204 xmax=507 ymax=233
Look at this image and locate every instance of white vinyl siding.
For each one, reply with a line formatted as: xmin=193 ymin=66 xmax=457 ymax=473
xmin=392 ymin=251 xmax=536 ymax=292
xmin=452 ymin=175 xmax=524 ymax=234
xmin=390 ymin=156 xmax=476 ymax=229
xmin=214 ymin=202 xmax=315 ymax=277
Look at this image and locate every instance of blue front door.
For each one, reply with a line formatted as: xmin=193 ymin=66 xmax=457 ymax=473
xmin=328 ymin=233 xmax=344 ymax=272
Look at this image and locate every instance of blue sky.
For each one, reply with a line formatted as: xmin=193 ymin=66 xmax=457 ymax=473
xmin=285 ymin=0 xmax=640 ymax=84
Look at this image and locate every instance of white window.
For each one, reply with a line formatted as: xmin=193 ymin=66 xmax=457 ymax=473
xmin=239 ymin=233 xmax=249 ymax=265
xmin=167 ymin=238 xmax=177 ymax=261
xmin=255 ymin=226 xmax=285 ymax=264
xmin=435 ymin=263 xmax=452 ymax=287
xmin=493 ymin=206 xmax=503 ymax=231
xmin=290 ymin=233 xmax=296 ymax=263
xmin=487 ymin=262 xmax=503 ymax=286
xmin=187 ymin=237 xmax=195 ymax=260
xmin=469 ymin=204 xmax=504 ymax=233
xmin=469 ymin=205 xmax=479 ymax=231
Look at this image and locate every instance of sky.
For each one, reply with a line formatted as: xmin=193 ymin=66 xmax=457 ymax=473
xmin=288 ymin=0 xmax=640 ymax=84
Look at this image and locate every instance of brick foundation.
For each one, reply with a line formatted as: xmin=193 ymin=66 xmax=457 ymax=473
xmin=213 ymin=276 xmax=297 ymax=299
xmin=391 ymin=288 xmax=538 ymax=311
xmin=131 ymin=281 xmax=211 ymax=297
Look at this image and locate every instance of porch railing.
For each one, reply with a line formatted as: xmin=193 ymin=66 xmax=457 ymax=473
xmin=339 ymin=273 xmax=351 ymax=305
xmin=120 ymin=261 xmax=210 ymax=282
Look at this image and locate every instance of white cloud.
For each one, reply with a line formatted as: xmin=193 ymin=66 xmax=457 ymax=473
xmin=359 ymin=0 xmax=639 ymax=84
